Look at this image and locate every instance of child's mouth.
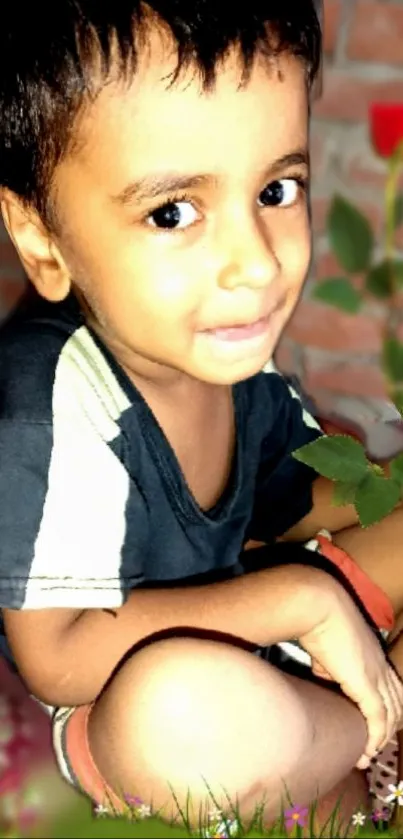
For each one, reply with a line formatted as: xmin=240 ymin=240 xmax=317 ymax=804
xmin=202 ymin=294 xmax=287 ymax=344
xmin=206 ymin=315 xmax=271 ymax=342
xmin=199 ymin=297 xmax=287 ymax=365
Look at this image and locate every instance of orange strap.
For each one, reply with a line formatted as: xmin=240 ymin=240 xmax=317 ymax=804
xmin=317 ymin=534 xmax=394 ymax=632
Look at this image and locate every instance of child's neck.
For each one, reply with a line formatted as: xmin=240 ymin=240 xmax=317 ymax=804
xmin=134 ymin=375 xmax=235 ymax=513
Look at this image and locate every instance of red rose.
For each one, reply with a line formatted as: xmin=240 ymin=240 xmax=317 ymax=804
xmin=370 ymin=103 xmax=403 ymax=158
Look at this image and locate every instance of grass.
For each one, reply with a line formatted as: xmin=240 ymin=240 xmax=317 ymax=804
xmin=1 ymin=782 xmax=402 ymax=839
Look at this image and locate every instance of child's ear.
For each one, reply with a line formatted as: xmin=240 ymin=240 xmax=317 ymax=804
xmin=0 ymin=191 xmax=72 ymax=302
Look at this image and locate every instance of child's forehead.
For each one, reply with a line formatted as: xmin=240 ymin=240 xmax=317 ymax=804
xmin=71 ymin=45 xmax=308 ymax=180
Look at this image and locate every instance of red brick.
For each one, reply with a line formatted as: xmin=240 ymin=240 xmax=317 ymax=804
xmin=310 ymin=133 xmax=326 ymax=178
xmin=348 ymin=158 xmax=403 ymax=192
xmin=313 ymin=73 xmax=403 ymax=123
xmin=304 ymin=360 xmax=386 ymax=398
xmin=285 ymin=299 xmax=383 ymax=352
xmin=323 ymin=0 xmax=342 ymax=56
xmin=312 ymin=252 xmax=365 ymax=294
xmin=274 ymin=337 xmax=296 ymax=375
xmin=348 ymin=2 xmax=403 ymax=67
xmin=315 ymin=250 xmax=344 ymax=280
xmin=311 ymin=198 xmax=329 ymax=236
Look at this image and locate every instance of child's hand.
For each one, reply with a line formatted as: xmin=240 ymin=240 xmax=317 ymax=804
xmin=311 ymin=658 xmax=332 ymax=680
xmin=298 ymin=585 xmax=403 ymax=769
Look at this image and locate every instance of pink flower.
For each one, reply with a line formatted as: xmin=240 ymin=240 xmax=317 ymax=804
xmin=124 ymin=794 xmax=144 ymax=807
xmin=284 ymin=805 xmax=308 ymax=831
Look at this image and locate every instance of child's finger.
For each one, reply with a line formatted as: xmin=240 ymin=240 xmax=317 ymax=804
xmin=356 ymin=688 xmax=388 ymax=763
xmin=311 ymin=660 xmax=333 ymax=680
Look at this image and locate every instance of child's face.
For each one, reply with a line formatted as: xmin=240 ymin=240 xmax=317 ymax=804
xmin=52 ymin=40 xmax=311 ymax=386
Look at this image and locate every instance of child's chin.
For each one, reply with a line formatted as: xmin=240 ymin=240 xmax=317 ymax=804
xmin=193 ymin=318 xmax=279 ymax=384
xmin=196 ymin=354 xmax=274 ymax=385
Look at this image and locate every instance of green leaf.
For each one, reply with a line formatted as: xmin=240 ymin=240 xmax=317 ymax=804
xmin=354 ymin=473 xmax=401 ymax=528
xmin=395 ymin=192 xmax=403 ymax=229
xmin=312 ymin=277 xmax=362 ymax=313
xmin=332 ymin=480 xmax=357 ymax=507
xmin=293 ymin=435 xmax=369 ymax=483
xmin=390 ymin=453 xmax=403 ymax=489
xmin=382 ymin=336 xmax=403 ymax=384
xmin=366 ymin=260 xmax=403 ymax=299
xmin=391 ymin=389 xmax=403 ymax=417
xmin=327 ymin=196 xmax=374 ymax=274
xmin=393 ymin=260 xmax=403 ymax=287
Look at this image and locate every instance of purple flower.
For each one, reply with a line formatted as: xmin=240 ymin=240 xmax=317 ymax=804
xmin=371 ymin=807 xmax=389 ymax=823
xmin=124 ymin=794 xmax=144 ymax=807
xmin=284 ymin=805 xmax=308 ymax=831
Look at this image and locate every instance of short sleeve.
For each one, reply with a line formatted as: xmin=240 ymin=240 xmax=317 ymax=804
xmin=0 ymin=414 xmax=147 ymax=611
xmin=246 ymin=370 xmax=323 ymax=542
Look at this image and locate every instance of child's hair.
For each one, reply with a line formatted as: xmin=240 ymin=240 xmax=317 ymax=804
xmin=0 ymin=1 xmax=321 ymax=226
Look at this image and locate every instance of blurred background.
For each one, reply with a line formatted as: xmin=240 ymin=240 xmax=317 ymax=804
xmin=280 ymin=0 xmax=403 ymax=452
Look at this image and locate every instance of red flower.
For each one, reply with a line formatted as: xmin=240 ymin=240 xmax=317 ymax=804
xmin=370 ymin=103 xmax=403 ymax=158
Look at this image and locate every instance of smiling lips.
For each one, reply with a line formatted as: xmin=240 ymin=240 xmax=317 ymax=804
xmin=203 ymin=296 xmax=286 ymax=342
xmin=206 ymin=315 xmax=271 ymax=342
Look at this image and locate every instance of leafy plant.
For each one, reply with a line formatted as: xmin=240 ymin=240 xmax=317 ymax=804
xmin=293 ymin=104 xmax=403 ymax=527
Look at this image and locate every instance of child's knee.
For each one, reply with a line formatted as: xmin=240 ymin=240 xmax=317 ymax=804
xmin=87 ymin=636 xmax=315 ymax=823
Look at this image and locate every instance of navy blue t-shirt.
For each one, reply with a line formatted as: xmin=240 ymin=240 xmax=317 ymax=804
xmin=0 ymin=292 xmax=322 ymax=662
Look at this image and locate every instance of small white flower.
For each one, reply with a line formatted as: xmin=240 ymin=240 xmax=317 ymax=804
xmin=385 ymin=781 xmax=403 ymax=806
xmin=351 ymin=811 xmax=366 ymax=826
xmin=214 ymin=819 xmax=239 ymax=837
xmin=208 ymin=808 xmax=223 ymax=823
xmin=135 ymin=802 xmax=151 ymax=819
xmin=93 ymin=803 xmax=111 ymax=817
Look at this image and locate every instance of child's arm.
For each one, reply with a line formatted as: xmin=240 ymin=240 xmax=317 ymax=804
xmin=3 ymin=562 xmax=333 ymax=706
xmin=4 ymin=560 xmax=402 ymax=768
xmin=279 ymin=475 xmax=359 ymax=542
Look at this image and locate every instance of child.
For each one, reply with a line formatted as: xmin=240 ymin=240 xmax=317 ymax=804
xmin=0 ymin=0 xmax=402 ymax=830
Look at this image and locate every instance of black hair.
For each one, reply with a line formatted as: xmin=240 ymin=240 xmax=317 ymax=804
xmin=0 ymin=1 xmax=321 ymax=224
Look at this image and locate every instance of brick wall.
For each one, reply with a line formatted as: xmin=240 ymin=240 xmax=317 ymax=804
xmin=278 ymin=0 xmax=403 ymax=414
xmin=1 ymin=1 xmax=403 ymax=416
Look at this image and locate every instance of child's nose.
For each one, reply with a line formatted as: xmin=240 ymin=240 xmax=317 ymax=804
xmin=217 ymin=223 xmax=280 ymax=292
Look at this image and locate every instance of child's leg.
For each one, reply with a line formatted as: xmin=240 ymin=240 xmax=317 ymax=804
xmin=70 ymin=636 xmax=369 ymax=830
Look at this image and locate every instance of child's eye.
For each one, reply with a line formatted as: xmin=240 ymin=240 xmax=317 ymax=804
xmin=258 ymin=178 xmax=304 ymax=208
xmin=146 ymin=201 xmax=198 ymax=230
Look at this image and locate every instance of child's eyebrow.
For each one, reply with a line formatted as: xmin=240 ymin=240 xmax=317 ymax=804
xmin=111 ymin=149 xmax=309 ymax=208
xmin=111 ymin=173 xmax=217 ymax=207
